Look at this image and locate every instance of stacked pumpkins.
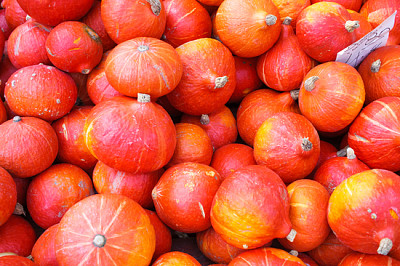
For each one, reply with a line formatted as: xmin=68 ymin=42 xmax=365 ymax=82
xmin=0 ymin=0 xmax=399 ymax=265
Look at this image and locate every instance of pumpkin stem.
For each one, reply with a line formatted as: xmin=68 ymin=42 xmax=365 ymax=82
xmin=26 ymin=15 xmax=31 ymax=21
xmin=304 ymin=76 xmax=319 ymax=92
xmin=377 ymin=238 xmax=393 ymax=255
xmin=13 ymin=116 xmax=22 ymax=122
xmin=137 ymin=93 xmax=151 ymax=103
xmin=137 ymin=45 xmax=149 ymax=52
xmin=26 ymin=255 xmax=33 ymax=261
xmin=200 ymin=114 xmax=210 ymax=125
xmin=282 ymin=17 xmax=292 ymax=25
xmin=371 ymin=59 xmax=381 ymax=73
xmin=0 ymin=252 xmax=18 ymax=258
xmin=93 ymin=234 xmax=107 ymax=248
xmin=265 ymin=14 xmax=278 ymax=26
xmin=13 ymin=203 xmax=26 ymax=216
xmin=174 ymin=231 xmax=189 ymax=239
xmin=81 ymin=69 xmax=91 ymax=74
xmin=286 ymin=229 xmax=297 ymax=242
xmin=214 ymin=76 xmax=228 ymax=89
xmin=346 ymin=147 xmax=356 ymax=160
xmin=146 ymin=0 xmax=162 ymax=16
xmin=337 ymin=145 xmax=349 ymax=157
xmin=290 ymin=89 xmax=299 ymax=101
xmin=301 ymin=138 xmax=313 ymax=152
xmin=345 ymin=20 xmax=360 ymax=32
xmin=289 ymin=250 xmax=298 ymax=256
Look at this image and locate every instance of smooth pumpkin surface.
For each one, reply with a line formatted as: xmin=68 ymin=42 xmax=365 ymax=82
xmin=228 ymin=247 xmax=306 ymax=265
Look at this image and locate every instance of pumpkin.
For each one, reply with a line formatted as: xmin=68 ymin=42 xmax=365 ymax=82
xmin=0 ymin=166 xmax=16 ymax=227
xmin=163 ymin=0 xmax=212 ymax=47
xmin=167 ymin=38 xmax=236 ymax=116
xmin=271 ymin=0 xmax=310 ymax=28
xmin=358 ymin=46 xmax=400 ymax=104
xmin=328 ymin=169 xmax=400 ymax=255
xmin=229 ymin=247 xmax=306 ymax=265
xmin=92 ymin=161 xmax=162 ymax=209
xmin=45 ymin=21 xmax=103 ymax=74
xmin=156 ymin=95 xmax=182 ymax=119
xmin=0 ymin=101 xmax=6 ymax=124
xmin=297 ymin=253 xmax=319 ymax=266
xmin=306 ymin=140 xmax=338 ymax=178
xmin=254 ymin=112 xmax=320 ymax=184
xmin=0 ymin=28 xmax=4 ymax=59
xmin=348 ymin=9 xmax=372 ymax=40
xmin=211 ymin=165 xmax=293 ymax=249
xmin=0 ymin=116 xmax=58 ymax=178
xmin=0 ymin=254 xmax=35 ymax=265
xmin=314 ymin=147 xmax=370 ymax=194
xmin=105 ymin=37 xmax=183 ymax=99
xmin=55 ymin=194 xmax=156 ymax=265
xmin=3 ymin=0 xmax=27 ymax=29
xmin=152 ymin=251 xmax=201 ymax=265
xmin=101 ymin=0 xmax=166 ymax=44
xmin=296 ymin=2 xmax=358 ymax=62
xmin=0 ymin=215 xmax=36 ymax=257
xmin=145 ymin=210 xmax=172 ymax=261
xmin=278 ymin=179 xmax=330 ymax=252
xmin=348 ymin=97 xmax=400 ymax=171
xmin=311 ymin=0 xmax=362 ymax=11
xmin=12 ymin=176 xmax=30 ymax=206
xmin=0 ymin=9 xmax=14 ymax=39
xmin=339 ymin=252 xmax=400 ymax=265
xmin=180 ymin=106 xmax=237 ymax=150
xmin=84 ymin=95 xmax=176 ymax=173
xmin=298 ymin=61 xmax=365 ymax=132
xmin=237 ymin=88 xmax=300 ymax=146
xmin=31 ymin=223 xmax=59 ymax=266
xmin=52 ymin=106 xmax=98 ymax=173
xmin=170 ymin=237 xmax=215 ymax=264
xmin=215 ymin=0 xmax=281 ymax=58
xmin=257 ymin=17 xmax=314 ymax=92
xmin=0 ymin=55 xmax=17 ymax=101
xmin=152 ymin=162 xmax=222 ymax=233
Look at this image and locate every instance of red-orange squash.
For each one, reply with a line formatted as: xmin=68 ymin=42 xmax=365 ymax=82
xmin=152 ymin=251 xmax=201 ymax=265
xmin=215 ymin=0 xmax=281 ymax=58
xmin=145 ymin=210 xmax=172 ymax=261
xmin=229 ymin=247 xmax=306 ymax=265
xmin=348 ymin=9 xmax=372 ymax=41
xmin=0 ymin=101 xmax=7 ymax=125
xmin=12 ymin=177 xmax=30 ymax=207
xmin=306 ymin=140 xmax=338 ymax=178
xmin=271 ymin=0 xmax=310 ymax=28
xmin=3 ymin=0 xmax=27 ymax=29
xmin=0 ymin=9 xmax=13 ymax=39
xmin=0 ymin=254 xmax=35 ymax=265
xmin=0 ymin=166 xmax=16 ymax=227
xmin=339 ymin=252 xmax=400 ymax=265
xmin=311 ymin=0 xmax=362 ymax=11
xmin=31 ymin=223 xmax=59 ymax=266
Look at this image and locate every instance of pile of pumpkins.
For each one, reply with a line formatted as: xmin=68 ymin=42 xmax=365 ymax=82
xmin=0 ymin=0 xmax=400 ymax=265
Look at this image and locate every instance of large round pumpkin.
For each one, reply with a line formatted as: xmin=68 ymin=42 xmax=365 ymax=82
xmin=0 ymin=166 xmax=16 ymax=227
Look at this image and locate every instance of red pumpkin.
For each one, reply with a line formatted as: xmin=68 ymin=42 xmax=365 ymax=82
xmin=52 ymin=106 xmax=97 ymax=172
xmin=27 ymin=163 xmax=94 ymax=229
xmin=215 ymin=0 xmax=281 ymax=57
xmin=298 ymin=62 xmax=365 ymax=132
xmin=339 ymin=252 xmax=400 ymax=265
xmin=348 ymin=9 xmax=372 ymax=40
xmin=101 ymin=0 xmax=166 ymax=44
xmin=237 ymin=88 xmax=300 ymax=146
xmin=211 ymin=165 xmax=293 ymax=249
xmin=0 ymin=166 xmax=16 ymax=227
xmin=328 ymin=169 xmax=400 ymax=255
xmin=0 ymin=55 xmax=17 ymax=101
xmin=254 ymin=112 xmax=320 ymax=183
xmin=348 ymin=97 xmax=400 ymax=171
xmin=306 ymin=140 xmax=338 ymax=178
xmin=163 ymin=0 xmax=212 ymax=47
xmin=314 ymin=147 xmax=370 ymax=194
xmin=105 ymin=37 xmax=183 ymax=99
xmin=152 ymin=162 xmax=222 ymax=233
xmin=16 ymin=0 xmax=94 ymax=26
xmin=84 ymin=95 xmax=176 ymax=173
xmin=167 ymin=38 xmax=236 ymax=116
xmin=0 ymin=9 xmax=14 ymax=39
xmin=278 ymin=179 xmax=330 ymax=252
xmin=296 ymin=2 xmax=358 ymax=62
xmin=0 ymin=116 xmax=58 ymax=178
xmin=0 ymin=255 xmax=35 ymax=265
xmin=358 ymin=46 xmax=400 ymax=104
xmin=297 ymin=253 xmax=319 ymax=266
xmin=92 ymin=161 xmax=162 ymax=209
xmin=0 ymin=101 xmax=6 ymax=124
xmin=257 ymin=17 xmax=314 ymax=92
xmin=271 ymin=0 xmax=310 ymax=28
xmin=311 ymin=0 xmax=362 ymax=11
xmin=31 ymin=223 xmax=59 ymax=266
xmin=152 ymin=251 xmax=201 ymax=265
xmin=0 ymin=215 xmax=36 ymax=256
xmin=46 ymin=21 xmax=103 ymax=74
xmin=229 ymin=247 xmax=306 ymax=265
xmin=3 ymin=0 xmax=27 ymax=29
xmin=55 ymin=194 xmax=156 ymax=265
xmin=145 ymin=210 xmax=172 ymax=261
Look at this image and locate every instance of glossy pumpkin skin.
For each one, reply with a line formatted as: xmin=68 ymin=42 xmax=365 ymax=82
xmin=348 ymin=9 xmax=372 ymax=41
xmin=0 ymin=215 xmax=36 ymax=257
xmin=254 ymin=112 xmax=320 ymax=184
xmin=55 ymin=194 xmax=156 ymax=266
xmin=271 ymin=0 xmax=310 ymax=28
xmin=0 ymin=255 xmax=36 ymax=265
xmin=31 ymin=223 xmax=59 ymax=266
xmin=84 ymin=96 xmax=176 ymax=174
xmin=296 ymin=2 xmax=357 ymax=62
xmin=257 ymin=17 xmax=314 ymax=92
xmin=163 ymin=0 xmax=212 ymax=47
xmin=167 ymin=38 xmax=236 ymax=116
xmin=7 ymin=20 xmax=51 ymax=69
xmin=0 ymin=166 xmax=16 ymax=227
xmin=46 ymin=21 xmax=103 ymax=74
xmin=348 ymin=97 xmax=400 ymax=171
xmin=237 ymin=89 xmax=300 ymax=146
xmin=152 ymin=162 xmax=222 ymax=233
xmin=328 ymin=169 xmax=400 ymax=254
xmin=101 ymin=0 xmax=166 ymax=44
xmin=215 ymin=0 xmax=281 ymax=58
xmin=3 ymin=0 xmax=27 ymax=29
xmin=211 ymin=165 xmax=292 ymax=249
xmin=92 ymin=161 xmax=162 ymax=209
xmin=311 ymin=0 xmax=362 ymax=11
xmin=52 ymin=106 xmax=98 ymax=173
xmin=145 ymin=210 xmax=172 ymax=261
xmin=0 ymin=116 xmax=58 ymax=178
xmin=152 ymin=251 xmax=201 ymax=266
xmin=298 ymin=62 xmax=365 ymax=133
xmin=339 ymin=252 xmax=400 ymax=266
xmin=105 ymin=37 xmax=183 ymax=99
xmin=358 ymin=46 xmax=400 ymax=104
xmin=229 ymin=247 xmax=306 ymax=266
xmin=5 ymin=65 xmax=77 ymax=121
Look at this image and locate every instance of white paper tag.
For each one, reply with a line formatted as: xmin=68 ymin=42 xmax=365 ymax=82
xmin=335 ymin=11 xmax=397 ymax=67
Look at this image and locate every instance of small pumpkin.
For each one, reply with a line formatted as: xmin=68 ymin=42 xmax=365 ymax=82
xmin=0 ymin=254 xmax=35 ymax=265
xmin=0 ymin=9 xmax=13 ymax=39
xmin=348 ymin=9 xmax=372 ymax=41
xmin=271 ymin=0 xmax=310 ymax=28
xmin=338 ymin=252 xmax=400 ymax=265
xmin=31 ymin=223 xmax=59 ymax=266
xmin=152 ymin=251 xmax=201 ymax=266
xmin=3 ymin=0 xmax=27 ymax=29
xmin=229 ymin=247 xmax=306 ymax=266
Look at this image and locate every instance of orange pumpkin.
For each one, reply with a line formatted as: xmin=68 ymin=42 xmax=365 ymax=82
xmin=311 ymin=0 xmax=363 ymax=11
xmin=145 ymin=210 xmax=172 ymax=261
xmin=229 ymin=247 xmax=306 ymax=265
xmin=152 ymin=251 xmax=201 ymax=265
xmin=0 ymin=254 xmax=35 ymax=265
xmin=31 ymin=223 xmax=59 ymax=266
xmin=271 ymin=0 xmax=310 ymax=28
xmin=348 ymin=9 xmax=372 ymax=40
xmin=338 ymin=252 xmax=400 ymax=265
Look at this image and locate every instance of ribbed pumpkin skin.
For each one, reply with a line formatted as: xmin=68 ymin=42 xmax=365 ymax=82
xmin=152 ymin=251 xmax=201 ymax=266
xmin=229 ymin=247 xmax=306 ymax=266
xmin=105 ymin=37 xmax=183 ymax=99
xmin=215 ymin=0 xmax=281 ymax=58
xmin=311 ymin=0 xmax=362 ymax=11
xmin=271 ymin=0 xmax=310 ymax=28
xmin=0 ymin=166 xmax=16 ymax=227
xmin=328 ymin=169 xmax=400 ymax=255
xmin=338 ymin=252 xmax=400 ymax=266
xmin=167 ymin=38 xmax=236 ymax=116
xmin=84 ymin=96 xmax=176 ymax=174
xmin=348 ymin=10 xmax=372 ymax=41
xmin=348 ymin=97 xmax=400 ymax=171
xmin=31 ymin=224 xmax=59 ymax=266
xmin=0 ymin=116 xmax=58 ymax=178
